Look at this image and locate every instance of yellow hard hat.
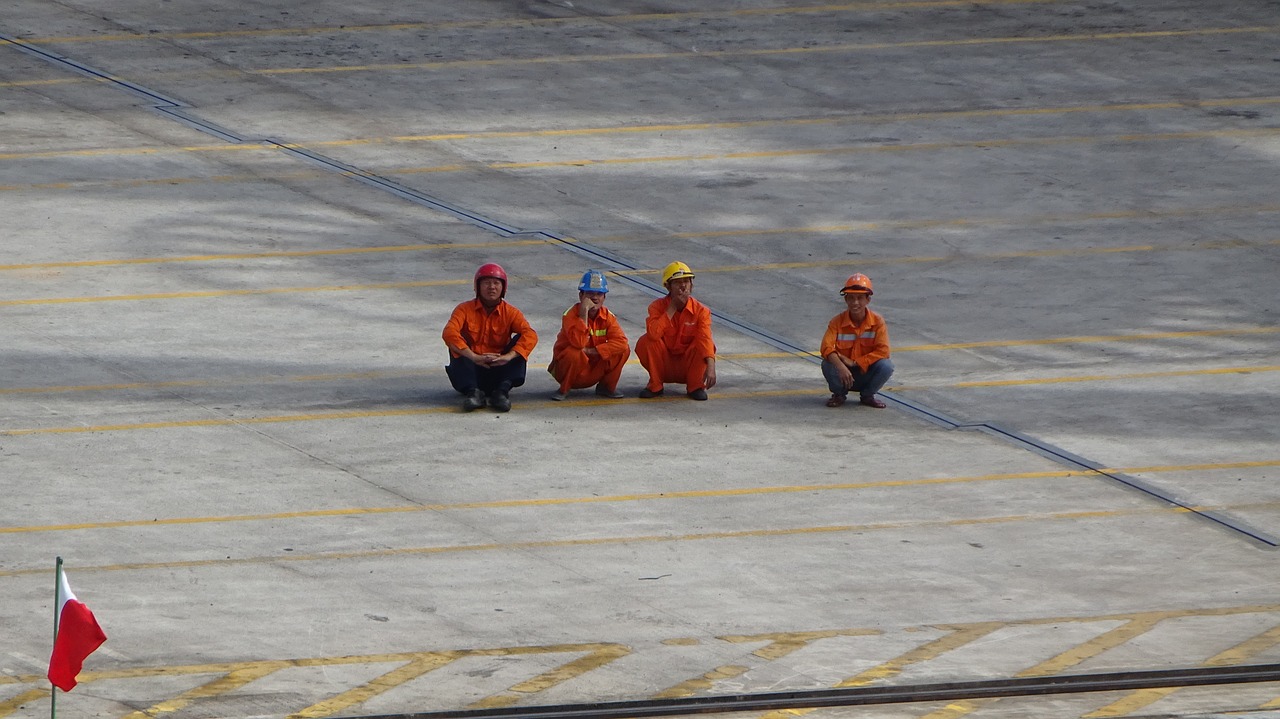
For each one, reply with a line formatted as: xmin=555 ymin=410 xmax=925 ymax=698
xmin=661 ymin=261 xmax=695 ymax=286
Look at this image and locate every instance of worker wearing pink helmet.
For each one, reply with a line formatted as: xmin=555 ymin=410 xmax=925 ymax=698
xmin=442 ymin=263 xmax=538 ymax=412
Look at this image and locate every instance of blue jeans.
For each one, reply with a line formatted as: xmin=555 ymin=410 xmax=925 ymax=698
xmin=822 ymin=357 xmax=894 ymax=399
xmin=446 ymin=354 xmax=527 ymax=395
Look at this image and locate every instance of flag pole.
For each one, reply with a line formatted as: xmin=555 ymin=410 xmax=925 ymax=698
xmin=51 ymin=556 xmax=62 ymax=719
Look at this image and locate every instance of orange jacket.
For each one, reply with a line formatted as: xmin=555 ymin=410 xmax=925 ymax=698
xmin=821 ymin=308 xmax=890 ymax=372
xmin=552 ymin=303 xmax=629 ymax=362
xmin=442 ymin=299 xmax=538 ymax=359
xmin=644 ymin=296 xmax=715 ymax=359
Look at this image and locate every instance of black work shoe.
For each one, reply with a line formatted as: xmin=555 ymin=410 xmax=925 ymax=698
xmin=638 ymin=387 xmax=664 ymax=399
xmin=463 ymin=389 xmax=486 ymax=411
xmin=687 ymin=388 xmax=708 ymax=401
xmin=490 ymin=390 xmax=511 ymax=413
xmin=595 ymin=384 xmax=625 ymax=399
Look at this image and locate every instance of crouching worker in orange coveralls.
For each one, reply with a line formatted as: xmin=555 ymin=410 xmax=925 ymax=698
xmin=442 ymin=263 xmax=538 ymax=413
xmin=547 ymin=270 xmax=630 ymax=401
xmin=821 ymin=273 xmax=893 ymax=409
xmin=635 ymin=261 xmax=717 ymax=401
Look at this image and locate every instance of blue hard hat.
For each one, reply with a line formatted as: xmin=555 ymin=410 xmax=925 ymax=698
xmin=578 ymin=269 xmax=609 ymax=294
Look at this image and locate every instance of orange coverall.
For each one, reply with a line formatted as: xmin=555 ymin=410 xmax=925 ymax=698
xmin=547 ymin=304 xmax=631 ymax=393
xmin=820 ymin=308 xmax=890 ymax=371
xmin=442 ymin=299 xmax=538 ymax=359
xmin=635 ymin=296 xmax=716 ymax=392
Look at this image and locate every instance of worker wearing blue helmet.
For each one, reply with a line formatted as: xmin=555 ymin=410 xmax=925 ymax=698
xmin=547 ymin=270 xmax=630 ymax=400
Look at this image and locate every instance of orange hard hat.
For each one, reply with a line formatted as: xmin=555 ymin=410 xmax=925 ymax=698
xmin=840 ymin=273 xmax=873 ymax=296
xmin=474 ymin=263 xmax=508 ymax=298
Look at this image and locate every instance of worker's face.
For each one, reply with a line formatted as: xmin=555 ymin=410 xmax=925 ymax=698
xmin=580 ymin=291 xmax=606 ymax=310
xmin=667 ymin=277 xmax=693 ymax=304
xmin=477 ymin=277 xmax=504 ymax=305
xmin=843 ymin=291 xmax=870 ymax=317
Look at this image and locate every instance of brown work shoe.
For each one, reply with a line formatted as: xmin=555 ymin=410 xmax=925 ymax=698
xmin=825 ymin=394 xmax=846 ymax=408
xmin=859 ymin=395 xmax=886 ymax=409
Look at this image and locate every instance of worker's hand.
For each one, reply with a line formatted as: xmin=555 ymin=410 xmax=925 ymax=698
xmin=580 ymin=295 xmax=601 ymax=320
xmin=835 ymin=362 xmax=854 ymax=390
xmin=583 ymin=347 xmax=600 ymax=358
xmin=704 ymin=359 xmax=717 ymax=389
xmin=489 ymin=352 xmax=514 ymax=367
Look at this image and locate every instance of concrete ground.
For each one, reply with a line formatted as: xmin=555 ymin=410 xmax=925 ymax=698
xmin=1 ymin=1 xmax=1278 ymax=718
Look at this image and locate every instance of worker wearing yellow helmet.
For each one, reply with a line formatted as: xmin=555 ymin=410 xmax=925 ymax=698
xmin=820 ymin=273 xmax=893 ymax=408
xmin=635 ymin=261 xmax=717 ymax=400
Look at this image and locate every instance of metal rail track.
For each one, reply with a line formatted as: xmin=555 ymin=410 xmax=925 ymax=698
xmin=352 ymin=664 xmax=1280 ymax=719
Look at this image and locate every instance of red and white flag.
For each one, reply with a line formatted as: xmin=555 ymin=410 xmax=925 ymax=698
xmin=47 ymin=568 xmax=107 ymax=691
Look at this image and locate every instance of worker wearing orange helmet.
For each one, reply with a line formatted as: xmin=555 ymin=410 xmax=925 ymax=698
xmin=635 ymin=261 xmax=717 ymax=400
xmin=820 ymin=273 xmax=893 ymax=408
xmin=547 ymin=270 xmax=630 ymax=401
xmin=442 ymin=263 xmax=538 ymax=413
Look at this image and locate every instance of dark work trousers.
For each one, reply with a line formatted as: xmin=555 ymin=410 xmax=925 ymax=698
xmin=821 ymin=357 xmax=894 ymax=399
xmin=446 ymin=354 xmax=528 ymax=395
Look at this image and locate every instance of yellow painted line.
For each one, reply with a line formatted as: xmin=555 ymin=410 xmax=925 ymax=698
xmin=121 ymin=662 xmax=291 ymax=719
xmin=897 ymin=326 xmax=1280 ymax=352
xmin=0 ymin=277 xmax=469 ymax=307
xmin=3 ymin=502 xmax=1276 ymax=579
xmin=6 ymin=1 xmax=1047 ymax=44
xmin=5 ymin=236 xmax=1279 ymax=306
xmin=288 ymin=655 xmax=456 ymax=719
xmin=946 ymin=365 xmax=1280 ymax=388
xmin=0 ymin=688 xmax=48 ymax=717
xmin=0 ymin=77 xmax=90 ymax=89
xmin=655 ymin=664 xmax=752 ymax=699
xmin=468 ymin=644 xmax=632 ymax=710
xmin=665 ymin=630 xmax=883 ymax=699
xmin=18 ymin=0 xmax=1066 ymax=45
xmin=4 ymin=457 xmax=1276 ymax=537
xmin=0 ymin=239 xmax=551 ymax=271
xmin=671 ymin=225 xmax=1279 ymax=244
xmin=0 ymin=142 xmax=260 ymax=162
xmin=1021 ymin=617 xmax=1168 ymax=678
xmin=1 ymin=327 xmax=1276 ymax=398
xmin=0 ymin=369 xmax=433 ymax=395
xmin=460 ymin=129 xmax=1280 ymax=174
xmin=330 ymin=96 xmax=1280 ymax=144
xmin=0 ymin=218 xmax=1272 ymax=275
xmin=6 ymin=609 xmax=1280 ymax=715
xmin=4 ymin=95 xmax=1280 ymax=165
xmin=0 ymin=469 xmax=1094 ymax=534
xmin=0 ymin=404 xmax=454 ymax=436
xmin=659 ymin=239 xmax=1280 ymax=277
xmin=761 ymin=623 xmax=1005 ymax=719
xmin=5 ymin=357 xmax=1280 ymax=434
xmin=0 ymin=643 xmax=630 ymax=690
xmin=241 ymin=26 xmax=1280 ymax=78
xmin=722 ymin=629 xmax=884 ymax=661
xmin=1084 ymin=624 xmax=1280 ymax=718
xmin=914 ymin=616 xmax=1168 ymax=719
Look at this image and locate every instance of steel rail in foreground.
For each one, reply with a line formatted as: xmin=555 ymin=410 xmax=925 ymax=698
xmin=353 ymin=664 xmax=1280 ymax=719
